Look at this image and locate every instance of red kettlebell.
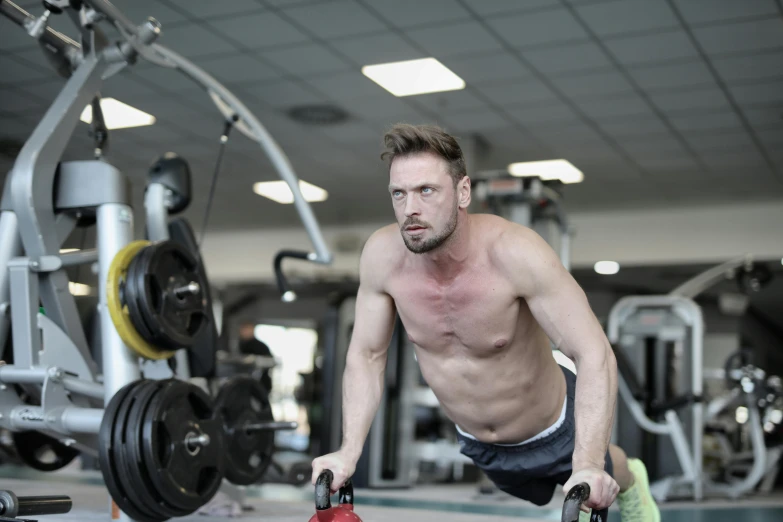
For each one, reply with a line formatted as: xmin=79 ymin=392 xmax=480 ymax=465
xmin=308 ymin=469 xmax=362 ymax=522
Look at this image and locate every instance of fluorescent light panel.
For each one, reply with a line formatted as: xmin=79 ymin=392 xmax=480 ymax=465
xmin=253 ymin=180 xmax=328 ymax=204
xmin=594 ymin=261 xmax=620 ymax=275
xmin=80 ymin=98 xmax=156 ymax=130
xmin=69 ymin=282 xmax=93 ymax=296
xmin=362 ymin=58 xmax=465 ymax=97
xmin=507 ymin=159 xmax=584 ymax=184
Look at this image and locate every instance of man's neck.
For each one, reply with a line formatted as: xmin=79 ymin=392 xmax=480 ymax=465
xmin=419 ymin=214 xmax=473 ymax=282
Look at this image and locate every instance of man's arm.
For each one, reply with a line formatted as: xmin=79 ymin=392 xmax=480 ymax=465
xmin=499 ymin=225 xmax=617 ymax=471
xmin=339 ymin=230 xmax=398 ymax=461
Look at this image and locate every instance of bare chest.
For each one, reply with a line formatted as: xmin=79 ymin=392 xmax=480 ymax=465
xmin=388 ymin=269 xmax=522 ymax=354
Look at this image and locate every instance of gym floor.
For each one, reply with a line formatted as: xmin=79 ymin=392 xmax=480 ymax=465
xmin=3 ymin=467 xmax=783 ymax=522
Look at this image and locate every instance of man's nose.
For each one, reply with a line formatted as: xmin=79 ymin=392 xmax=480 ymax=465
xmin=404 ymin=194 xmax=420 ymax=217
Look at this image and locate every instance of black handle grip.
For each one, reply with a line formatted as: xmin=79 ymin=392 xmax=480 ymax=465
xmin=562 ymin=483 xmax=590 ymax=522
xmin=0 ymin=491 xmax=72 ymax=518
xmin=18 ymin=495 xmax=73 ymax=516
xmin=273 ymin=250 xmax=311 ymax=302
xmin=314 ymin=470 xmax=354 ymax=511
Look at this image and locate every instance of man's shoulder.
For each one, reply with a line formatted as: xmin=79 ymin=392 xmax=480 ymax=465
xmin=480 ymin=216 xmax=543 ymax=274
xmin=360 ymin=224 xmax=404 ymax=276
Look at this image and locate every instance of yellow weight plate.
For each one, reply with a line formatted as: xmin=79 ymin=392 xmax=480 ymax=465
xmin=106 ymin=241 xmax=176 ymax=361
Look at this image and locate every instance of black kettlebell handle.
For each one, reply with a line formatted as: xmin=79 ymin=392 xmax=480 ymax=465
xmin=562 ymin=482 xmax=606 ymax=522
xmin=315 ymin=470 xmax=354 ymax=510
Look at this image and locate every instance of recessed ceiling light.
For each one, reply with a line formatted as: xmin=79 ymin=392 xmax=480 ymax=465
xmin=59 ymin=248 xmax=79 ymax=253
xmin=507 ymin=159 xmax=584 ymax=184
xmin=80 ymin=98 xmax=156 ymax=130
xmin=253 ymin=180 xmax=328 ymax=204
xmin=594 ymin=261 xmax=620 ymax=275
xmin=362 ymin=57 xmax=466 ymax=97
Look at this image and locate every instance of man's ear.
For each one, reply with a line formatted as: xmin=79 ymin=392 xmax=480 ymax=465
xmin=458 ymin=176 xmax=472 ymax=209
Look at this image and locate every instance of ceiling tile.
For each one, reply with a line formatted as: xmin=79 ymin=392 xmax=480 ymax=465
xmin=700 ymin=150 xmax=768 ymax=170
xmin=443 ymin=52 xmax=529 ymax=85
xmin=507 ymin=102 xmax=580 ymax=126
xmin=406 ymin=21 xmax=502 ymax=58
xmin=347 ymin=95 xmax=424 ymax=124
xmin=198 ymin=54 xmax=280 ymax=83
xmin=693 ymin=18 xmax=783 ymax=54
xmin=712 ymin=52 xmax=783 ymax=84
xmin=262 ymin=43 xmax=352 ymax=77
xmin=486 ymin=8 xmax=589 ymax=48
xmin=282 ymin=1 xmax=387 ymax=39
xmin=307 ymin=71 xmax=386 ymax=101
xmin=741 ymin=107 xmax=783 ymax=128
xmin=628 ymin=61 xmax=716 ymax=91
xmin=600 ymin=118 xmax=670 ymax=139
xmin=465 ymin=0 xmax=559 ymax=17
xmin=729 ymin=80 xmax=783 ymax=107
xmin=579 ymin=95 xmax=653 ymax=121
xmin=522 ymin=41 xmax=613 ymax=76
xmin=239 ymin=78 xmax=326 ymax=109
xmin=686 ymin=129 xmax=757 ymax=154
xmin=112 ymin=0 xmax=186 ymax=25
xmin=362 ymin=0 xmax=471 ymax=28
xmin=575 ymin=0 xmax=678 ymax=37
xmin=755 ymin=128 xmax=783 ymax=148
xmin=552 ymin=71 xmax=635 ymax=100
xmin=209 ymin=11 xmax=309 ymax=49
xmin=532 ymin=121 xmax=603 ymax=146
xmin=132 ymin=65 xmax=207 ymax=93
xmin=165 ymin=0 xmax=265 ymax=18
xmin=330 ymin=32 xmax=424 ymax=65
xmin=669 ymin=110 xmax=743 ymax=132
xmin=619 ymin=135 xmax=687 ymax=157
xmin=648 ymin=87 xmax=730 ymax=112
xmin=0 ymin=87 xmax=44 ymax=115
xmin=102 ymin=73 xmax=163 ymax=102
xmin=635 ymin=155 xmax=700 ymax=172
xmin=1 ymin=21 xmax=41 ymax=51
xmin=671 ymin=0 xmax=779 ymax=25
xmin=409 ymin=89 xmax=489 ymax=113
xmin=604 ymin=30 xmax=700 ymax=66
xmin=475 ymin=79 xmax=559 ymax=106
xmin=443 ymin=109 xmax=509 ymax=132
xmin=0 ymin=54 xmax=50 ymax=84
xmin=157 ymin=23 xmax=236 ymax=58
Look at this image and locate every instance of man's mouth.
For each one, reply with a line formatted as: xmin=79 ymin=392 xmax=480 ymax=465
xmin=406 ymin=225 xmax=426 ymax=231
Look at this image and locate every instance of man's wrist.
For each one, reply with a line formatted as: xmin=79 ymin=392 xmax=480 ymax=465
xmin=572 ymin=455 xmax=606 ymax=471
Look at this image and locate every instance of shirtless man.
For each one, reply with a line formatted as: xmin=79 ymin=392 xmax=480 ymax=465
xmin=311 ymin=124 xmax=659 ymax=521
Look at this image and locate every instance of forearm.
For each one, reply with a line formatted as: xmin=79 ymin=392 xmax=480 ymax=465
xmin=339 ymin=349 xmax=386 ymax=461
xmin=572 ymin=344 xmax=617 ymax=469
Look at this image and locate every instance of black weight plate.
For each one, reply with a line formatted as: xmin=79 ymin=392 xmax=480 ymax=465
xmin=98 ymin=380 xmax=156 ymax=522
xmin=141 ymin=380 xmax=224 ymax=513
xmin=139 ymin=242 xmax=207 ymax=349
xmin=111 ymin=380 xmax=169 ymax=522
xmin=125 ymin=381 xmax=189 ymax=518
xmin=12 ymin=430 xmax=80 ymax=472
xmin=133 ymin=243 xmax=178 ymax=351
xmin=124 ymin=245 xmax=157 ymax=345
xmin=215 ymin=377 xmax=276 ymax=485
xmin=121 ymin=380 xmax=190 ymax=520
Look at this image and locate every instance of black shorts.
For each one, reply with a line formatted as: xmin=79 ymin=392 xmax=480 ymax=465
xmin=456 ymin=365 xmax=614 ymax=506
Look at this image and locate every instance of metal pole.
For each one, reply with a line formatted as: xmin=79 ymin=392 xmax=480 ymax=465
xmin=0 ymin=212 xmax=23 ymax=357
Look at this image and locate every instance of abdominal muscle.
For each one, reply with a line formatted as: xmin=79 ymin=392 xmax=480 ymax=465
xmin=412 ymin=326 xmax=568 ymax=445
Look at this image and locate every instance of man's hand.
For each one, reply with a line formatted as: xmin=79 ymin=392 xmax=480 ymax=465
xmin=311 ymin=451 xmax=356 ymax=494
xmin=563 ymin=468 xmax=619 ymax=512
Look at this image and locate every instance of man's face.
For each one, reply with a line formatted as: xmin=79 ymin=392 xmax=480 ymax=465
xmin=389 ymin=152 xmax=462 ymax=254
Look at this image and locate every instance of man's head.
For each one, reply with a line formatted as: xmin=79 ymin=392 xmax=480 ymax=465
xmin=381 ymin=124 xmax=471 ymax=254
xmin=238 ymin=322 xmax=255 ymax=340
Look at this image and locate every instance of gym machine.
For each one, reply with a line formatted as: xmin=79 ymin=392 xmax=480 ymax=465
xmin=606 ymin=255 xmax=777 ymax=501
xmin=473 ymin=174 xmax=572 ymax=270
xmin=0 ymin=0 xmax=332 ymax=520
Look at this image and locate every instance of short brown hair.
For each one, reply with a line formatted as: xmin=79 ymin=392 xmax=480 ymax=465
xmin=381 ymin=123 xmax=466 ymax=186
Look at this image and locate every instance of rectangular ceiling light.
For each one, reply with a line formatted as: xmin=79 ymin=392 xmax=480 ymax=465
xmin=69 ymin=282 xmax=94 ymax=296
xmin=507 ymin=159 xmax=584 ymax=184
xmin=80 ymin=98 xmax=156 ymax=130
xmin=362 ymin=57 xmax=466 ymax=97
xmin=253 ymin=180 xmax=328 ymax=204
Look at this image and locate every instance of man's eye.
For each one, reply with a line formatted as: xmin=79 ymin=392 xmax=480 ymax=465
xmin=393 ymin=191 xmax=403 ymax=197
xmin=422 ymin=187 xmax=433 ymax=194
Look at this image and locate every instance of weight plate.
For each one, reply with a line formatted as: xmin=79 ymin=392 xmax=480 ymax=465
xmin=215 ymin=376 xmax=276 ymax=485
xmin=141 ymin=380 xmax=224 ymax=513
xmin=12 ymin=430 xmax=79 ymax=472
xmin=106 ymin=241 xmax=176 ymax=361
xmin=133 ymin=243 xmax=182 ymax=352
xmin=98 ymin=380 xmax=157 ymax=522
xmin=111 ymin=380 xmax=169 ymax=522
xmin=138 ymin=241 xmax=208 ymax=349
xmin=124 ymin=245 xmax=158 ymax=348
